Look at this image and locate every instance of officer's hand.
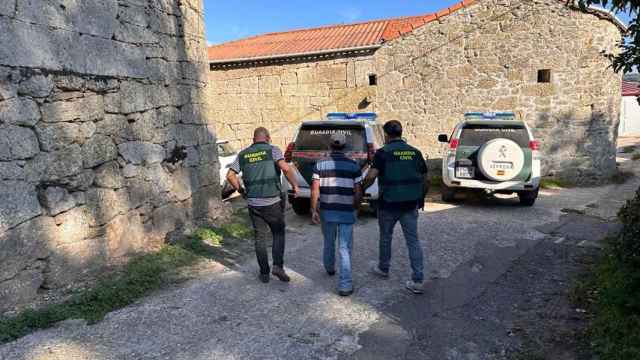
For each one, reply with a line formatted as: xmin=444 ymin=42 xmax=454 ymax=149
xmin=237 ymin=187 xmax=246 ymax=196
xmin=292 ymin=185 xmax=300 ymax=198
xmin=311 ymin=210 xmax=321 ymax=225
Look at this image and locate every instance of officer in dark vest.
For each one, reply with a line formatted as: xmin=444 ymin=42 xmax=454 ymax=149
xmin=361 ymin=120 xmax=429 ymax=294
xmin=226 ymin=127 xmax=300 ymax=283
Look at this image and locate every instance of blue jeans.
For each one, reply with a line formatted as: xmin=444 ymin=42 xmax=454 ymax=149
xmin=378 ymin=209 xmax=424 ymax=282
xmin=321 ymin=219 xmax=354 ymax=291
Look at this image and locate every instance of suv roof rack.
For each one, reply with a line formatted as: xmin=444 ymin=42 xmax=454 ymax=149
xmin=464 ymin=112 xmax=516 ymax=120
xmin=326 ymin=112 xmax=378 ymax=122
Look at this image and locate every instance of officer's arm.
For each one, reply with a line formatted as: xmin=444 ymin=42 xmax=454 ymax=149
xmin=226 ymin=169 xmax=244 ymax=194
xmin=361 ymin=168 xmax=379 ymax=191
xmin=353 ymin=183 xmax=363 ymax=209
xmin=277 ymin=160 xmax=299 ymax=195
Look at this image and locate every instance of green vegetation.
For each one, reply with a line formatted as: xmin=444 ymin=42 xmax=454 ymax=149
xmin=632 ymin=152 xmax=640 ymax=161
xmin=428 ymin=175 xmax=443 ymax=192
xmin=0 ymin=245 xmax=199 ymax=344
xmin=0 ymin=211 xmax=254 ymax=345
xmin=540 ymin=177 xmax=575 ymax=189
xmin=587 ymin=187 xmax=640 ymax=359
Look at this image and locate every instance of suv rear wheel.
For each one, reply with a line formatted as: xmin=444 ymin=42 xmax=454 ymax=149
xmin=291 ymin=197 xmax=311 ymax=215
xmin=441 ymin=183 xmax=457 ymax=203
xmin=517 ymin=188 xmax=539 ymax=206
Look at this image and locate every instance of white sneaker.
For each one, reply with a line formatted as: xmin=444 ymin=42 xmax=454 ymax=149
xmin=370 ymin=264 xmax=389 ymax=279
xmin=405 ymin=280 xmax=424 ymax=294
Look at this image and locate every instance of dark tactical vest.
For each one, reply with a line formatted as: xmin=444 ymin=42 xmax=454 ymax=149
xmin=379 ymin=140 xmax=424 ymax=203
xmin=238 ymin=143 xmax=281 ymax=198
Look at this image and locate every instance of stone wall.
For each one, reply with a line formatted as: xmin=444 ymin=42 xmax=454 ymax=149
xmin=375 ymin=0 xmax=622 ymax=181
xmin=208 ymin=0 xmax=622 ymax=182
xmin=208 ymin=56 xmax=378 ymax=149
xmin=0 ymin=0 xmax=226 ymax=314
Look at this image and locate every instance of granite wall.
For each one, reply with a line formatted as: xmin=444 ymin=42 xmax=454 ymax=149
xmin=0 ymin=0 xmax=226 ymax=313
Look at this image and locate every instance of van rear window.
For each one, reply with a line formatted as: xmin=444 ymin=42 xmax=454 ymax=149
xmin=296 ymin=125 xmax=366 ymax=151
xmin=459 ymin=124 xmax=529 ymax=147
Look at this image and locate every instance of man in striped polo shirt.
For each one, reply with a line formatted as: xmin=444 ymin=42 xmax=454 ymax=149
xmin=311 ymin=133 xmax=363 ymax=296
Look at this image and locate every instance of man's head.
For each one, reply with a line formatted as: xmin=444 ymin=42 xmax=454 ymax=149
xmin=253 ymin=127 xmax=271 ymax=143
xmin=330 ymin=132 xmax=347 ymax=151
xmin=383 ymin=120 xmax=403 ymax=143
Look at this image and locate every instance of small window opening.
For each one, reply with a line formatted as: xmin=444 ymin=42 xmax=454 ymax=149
xmin=368 ymin=74 xmax=377 ymax=86
xmin=537 ymin=69 xmax=551 ymax=83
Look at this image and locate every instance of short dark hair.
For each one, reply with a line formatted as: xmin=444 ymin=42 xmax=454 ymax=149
xmin=383 ymin=120 xmax=403 ymax=138
xmin=253 ymin=127 xmax=270 ymax=140
xmin=330 ymin=142 xmax=345 ymax=151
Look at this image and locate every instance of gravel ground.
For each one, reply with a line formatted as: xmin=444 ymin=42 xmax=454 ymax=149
xmin=1 ymin=144 xmax=639 ymax=360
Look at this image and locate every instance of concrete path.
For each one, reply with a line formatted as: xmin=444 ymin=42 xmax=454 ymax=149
xmin=1 ymin=149 xmax=639 ymax=359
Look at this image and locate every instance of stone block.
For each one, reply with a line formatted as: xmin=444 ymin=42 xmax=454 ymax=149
xmin=151 ymin=202 xmax=188 ymax=241
xmin=54 ymin=75 xmax=86 ymax=91
xmin=26 ymin=145 xmax=83 ymax=182
xmin=0 ymin=97 xmax=41 ymax=126
xmin=53 ymin=206 xmax=100 ymax=244
xmin=16 ymin=0 xmax=118 ymax=39
xmin=171 ymin=167 xmax=199 ymax=202
xmin=39 ymin=186 xmax=76 ymax=216
xmin=18 ymin=74 xmax=54 ymax=98
xmin=81 ymin=35 xmax=147 ymax=78
xmin=86 ymin=188 xmax=129 ymax=226
xmin=118 ymin=141 xmax=165 ymax=165
xmin=41 ymin=95 xmax=105 ymax=123
xmin=114 ymin=22 xmax=158 ymax=45
xmin=0 ymin=0 xmax=15 ymax=17
xmin=35 ymin=122 xmax=92 ymax=152
xmin=121 ymin=111 xmax=157 ymax=142
xmin=105 ymin=211 xmax=146 ymax=259
xmin=0 ymin=162 xmax=26 ymax=180
xmin=0 ymin=125 xmax=39 ymax=161
xmin=46 ymin=237 xmax=107 ymax=288
xmin=0 ymin=216 xmax=53 ymax=282
xmin=82 ymin=135 xmax=118 ymax=168
xmin=0 ymin=180 xmax=42 ymax=234
xmin=94 ymin=161 xmax=124 ymax=189
xmin=0 ymin=269 xmax=44 ymax=313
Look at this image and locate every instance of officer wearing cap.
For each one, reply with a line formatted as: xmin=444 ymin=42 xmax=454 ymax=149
xmin=226 ymin=127 xmax=300 ymax=284
xmin=361 ymin=120 xmax=429 ymax=294
xmin=310 ymin=132 xmax=363 ymax=296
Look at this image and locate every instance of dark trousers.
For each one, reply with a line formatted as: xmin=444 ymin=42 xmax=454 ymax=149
xmin=248 ymin=202 xmax=286 ymax=274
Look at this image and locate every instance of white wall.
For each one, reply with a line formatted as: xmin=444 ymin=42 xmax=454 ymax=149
xmin=620 ymin=96 xmax=640 ymax=135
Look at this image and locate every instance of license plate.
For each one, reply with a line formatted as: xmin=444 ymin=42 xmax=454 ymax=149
xmin=456 ymin=167 xmax=475 ymax=178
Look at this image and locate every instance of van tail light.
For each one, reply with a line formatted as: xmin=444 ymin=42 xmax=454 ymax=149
xmin=449 ymin=139 xmax=459 ymax=150
xmin=367 ymin=143 xmax=376 ymax=163
xmin=529 ymin=140 xmax=540 ymax=151
xmin=284 ymin=142 xmax=295 ymax=162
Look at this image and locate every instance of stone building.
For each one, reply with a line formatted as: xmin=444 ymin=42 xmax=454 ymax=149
xmin=0 ymin=0 xmax=225 ymax=313
xmin=207 ymin=0 xmax=626 ymax=182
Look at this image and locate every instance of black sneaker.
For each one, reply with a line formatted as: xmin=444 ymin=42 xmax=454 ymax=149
xmin=326 ymin=269 xmax=336 ymax=276
xmin=338 ymin=289 xmax=354 ymax=297
xmin=259 ymin=273 xmax=270 ymax=283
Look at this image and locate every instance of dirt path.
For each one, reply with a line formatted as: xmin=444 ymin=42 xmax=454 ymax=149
xmin=1 ymin=144 xmax=638 ymax=360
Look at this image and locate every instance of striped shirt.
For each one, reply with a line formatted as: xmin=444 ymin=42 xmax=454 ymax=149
xmin=312 ymin=152 xmax=363 ymax=224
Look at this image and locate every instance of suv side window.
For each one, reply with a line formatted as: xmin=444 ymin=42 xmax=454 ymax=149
xmin=459 ymin=124 xmax=529 ymax=147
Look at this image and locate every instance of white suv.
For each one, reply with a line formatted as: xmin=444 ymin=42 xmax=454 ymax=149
xmin=284 ymin=113 xmax=384 ymax=215
xmin=438 ymin=112 xmax=541 ymax=206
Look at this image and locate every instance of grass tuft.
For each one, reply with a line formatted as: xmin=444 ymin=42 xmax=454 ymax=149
xmin=540 ymin=177 xmax=575 ymax=189
xmin=0 ymin=245 xmax=199 ymax=344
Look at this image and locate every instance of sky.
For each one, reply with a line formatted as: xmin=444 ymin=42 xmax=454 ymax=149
xmin=203 ymin=0 xmax=464 ymax=45
xmin=203 ymin=1 xmax=634 ymax=46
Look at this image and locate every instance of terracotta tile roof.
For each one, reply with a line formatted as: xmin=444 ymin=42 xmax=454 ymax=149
xmin=623 ymin=81 xmax=640 ymax=97
xmin=208 ymin=0 xmax=477 ymax=63
xmin=207 ymin=0 xmax=626 ymax=64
